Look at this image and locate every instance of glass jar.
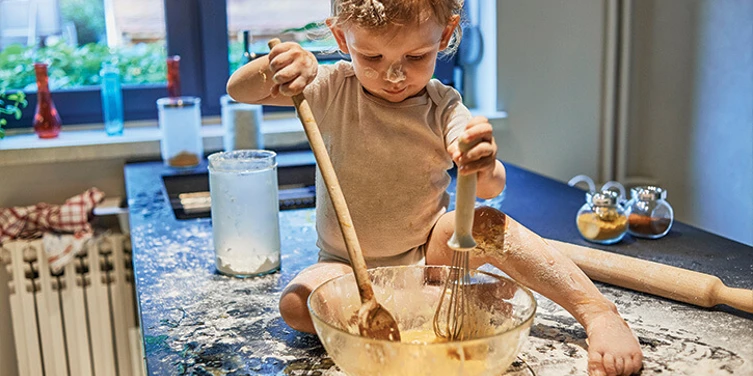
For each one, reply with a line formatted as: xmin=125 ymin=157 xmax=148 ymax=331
xmin=220 ymin=94 xmax=263 ymax=151
xmin=627 ymin=186 xmax=673 ymax=239
xmin=157 ymin=96 xmax=202 ymax=168
xmin=208 ymin=150 xmax=281 ymax=277
xmin=576 ymin=190 xmax=629 ymax=244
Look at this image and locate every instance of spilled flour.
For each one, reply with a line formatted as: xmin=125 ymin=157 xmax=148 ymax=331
xmin=306 ymin=282 xmax=752 ymax=376
xmin=482 ymin=262 xmax=753 ymax=376
xmin=129 ymin=168 xmax=752 ymax=375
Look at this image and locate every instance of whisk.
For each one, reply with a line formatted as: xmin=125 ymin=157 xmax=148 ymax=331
xmin=433 ymin=140 xmax=478 ymax=341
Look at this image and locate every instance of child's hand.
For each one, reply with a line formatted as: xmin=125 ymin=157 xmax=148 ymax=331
xmin=450 ymin=116 xmax=498 ymax=176
xmin=267 ymin=42 xmax=318 ymax=97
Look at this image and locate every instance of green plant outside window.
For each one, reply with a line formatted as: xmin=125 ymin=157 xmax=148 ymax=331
xmin=0 ymin=41 xmax=168 ymax=91
xmin=0 ymin=90 xmax=28 ymax=138
xmin=1 ymin=38 xmax=332 ymax=92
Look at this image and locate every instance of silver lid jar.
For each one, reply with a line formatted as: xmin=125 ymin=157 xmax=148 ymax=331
xmin=157 ymin=96 xmax=203 ymax=168
xmin=220 ymin=94 xmax=263 ymax=152
xmin=626 ymin=186 xmax=673 ymax=239
xmin=576 ymin=190 xmax=629 ymax=244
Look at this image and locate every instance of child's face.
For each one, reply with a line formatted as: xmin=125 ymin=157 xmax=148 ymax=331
xmin=330 ymin=16 xmax=459 ymax=103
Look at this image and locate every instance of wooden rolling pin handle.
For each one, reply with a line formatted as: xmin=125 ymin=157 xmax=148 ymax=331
xmin=713 ymin=283 xmax=753 ymax=313
xmin=549 ymin=239 xmax=753 ymax=314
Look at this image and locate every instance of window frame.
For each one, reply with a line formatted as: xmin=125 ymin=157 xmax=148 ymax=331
xmin=4 ymin=0 xmax=461 ymax=129
xmin=5 ymin=0 xmax=231 ymax=129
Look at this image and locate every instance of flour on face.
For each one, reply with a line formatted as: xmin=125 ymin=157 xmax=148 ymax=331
xmin=362 ymin=67 xmax=379 ymax=79
xmin=383 ymin=61 xmax=406 ymax=83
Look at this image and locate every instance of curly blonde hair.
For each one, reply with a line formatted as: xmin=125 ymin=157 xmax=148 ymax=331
xmin=330 ymin=0 xmax=464 ymax=56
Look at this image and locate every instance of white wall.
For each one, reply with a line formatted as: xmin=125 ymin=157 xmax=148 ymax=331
xmin=494 ymin=0 xmax=607 ymax=182
xmin=0 ymin=159 xmax=129 ymax=208
xmin=628 ymin=0 xmax=753 ymax=245
xmin=491 ymin=0 xmax=752 ymax=246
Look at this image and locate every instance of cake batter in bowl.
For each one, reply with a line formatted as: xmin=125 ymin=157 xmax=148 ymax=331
xmin=308 ymin=265 xmax=537 ymax=376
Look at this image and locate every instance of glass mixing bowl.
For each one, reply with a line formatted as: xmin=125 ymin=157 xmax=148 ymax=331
xmin=308 ymin=265 xmax=537 ymax=376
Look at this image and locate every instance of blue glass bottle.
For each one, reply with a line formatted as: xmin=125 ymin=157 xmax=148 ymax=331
xmin=100 ymin=62 xmax=124 ymax=136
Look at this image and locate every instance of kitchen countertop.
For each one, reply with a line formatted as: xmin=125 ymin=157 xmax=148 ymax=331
xmin=125 ymin=158 xmax=753 ymax=375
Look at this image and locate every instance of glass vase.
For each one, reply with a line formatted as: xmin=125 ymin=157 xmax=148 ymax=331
xmin=100 ymin=62 xmax=124 ymax=136
xmin=166 ymin=55 xmax=181 ymax=98
xmin=33 ymin=62 xmax=62 ymax=139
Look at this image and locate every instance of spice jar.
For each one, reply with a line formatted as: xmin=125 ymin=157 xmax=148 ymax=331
xmin=576 ymin=190 xmax=629 ymax=244
xmin=157 ymin=96 xmax=202 ymax=168
xmin=626 ymin=186 xmax=673 ymax=239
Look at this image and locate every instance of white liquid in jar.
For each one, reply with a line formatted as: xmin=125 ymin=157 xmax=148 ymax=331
xmin=210 ymin=163 xmax=280 ymax=276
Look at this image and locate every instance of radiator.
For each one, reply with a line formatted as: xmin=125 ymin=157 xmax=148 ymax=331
xmin=1 ymin=233 xmax=144 ymax=376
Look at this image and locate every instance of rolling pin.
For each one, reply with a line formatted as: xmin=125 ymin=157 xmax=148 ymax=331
xmin=547 ymin=239 xmax=753 ymax=313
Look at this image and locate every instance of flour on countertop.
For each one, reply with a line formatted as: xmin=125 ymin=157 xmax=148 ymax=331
xmin=129 ymin=162 xmax=752 ymax=375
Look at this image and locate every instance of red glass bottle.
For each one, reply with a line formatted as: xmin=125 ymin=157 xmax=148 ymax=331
xmin=33 ymin=62 xmax=62 ymax=139
xmin=166 ymin=55 xmax=181 ymax=98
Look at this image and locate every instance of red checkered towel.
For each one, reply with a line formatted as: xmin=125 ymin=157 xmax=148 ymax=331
xmin=0 ymin=188 xmax=105 ymax=244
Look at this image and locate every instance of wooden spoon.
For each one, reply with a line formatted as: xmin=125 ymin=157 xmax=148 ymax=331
xmin=268 ymin=39 xmax=401 ymax=341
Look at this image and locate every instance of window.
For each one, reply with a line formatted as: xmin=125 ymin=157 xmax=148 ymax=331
xmin=0 ymin=0 xmax=461 ymax=131
xmin=0 ymin=0 xmax=170 ymax=127
xmin=227 ymin=0 xmax=336 ymax=75
xmin=225 ymin=0 xmax=340 ymax=115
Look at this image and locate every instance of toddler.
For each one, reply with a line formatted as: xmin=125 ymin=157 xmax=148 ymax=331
xmin=227 ymin=1 xmax=642 ymax=375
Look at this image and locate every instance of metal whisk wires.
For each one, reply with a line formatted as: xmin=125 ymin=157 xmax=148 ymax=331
xmin=434 ymin=249 xmax=471 ymax=340
xmin=433 ymin=138 xmax=478 ymax=341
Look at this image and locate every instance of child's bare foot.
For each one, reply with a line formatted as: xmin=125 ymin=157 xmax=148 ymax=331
xmin=460 ymin=207 xmax=644 ymax=375
xmin=584 ymin=308 xmax=643 ymax=375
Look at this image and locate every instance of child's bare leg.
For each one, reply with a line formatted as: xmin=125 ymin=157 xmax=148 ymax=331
xmin=279 ymin=261 xmax=353 ymax=333
xmin=426 ymin=207 xmax=643 ymax=376
xmin=426 ymin=210 xmax=489 ymax=269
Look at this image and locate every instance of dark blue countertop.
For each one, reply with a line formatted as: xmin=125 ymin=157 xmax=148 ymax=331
xmin=125 ymin=158 xmax=753 ymax=375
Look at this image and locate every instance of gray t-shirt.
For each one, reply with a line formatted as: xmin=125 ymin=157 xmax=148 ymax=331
xmin=303 ymin=61 xmax=471 ymax=267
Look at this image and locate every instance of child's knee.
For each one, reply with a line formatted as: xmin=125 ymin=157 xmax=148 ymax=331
xmin=472 ymin=206 xmax=507 ymax=252
xmin=473 ymin=206 xmax=507 ymax=232
xmin=279 ymin=283 xmax=316 ymax=333
xmin=279 ymin=262 xmax=352 ymax=334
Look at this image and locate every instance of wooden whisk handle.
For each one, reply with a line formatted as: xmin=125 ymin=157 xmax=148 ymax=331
xmin=448 ymin=139 xmax=478 ymax=250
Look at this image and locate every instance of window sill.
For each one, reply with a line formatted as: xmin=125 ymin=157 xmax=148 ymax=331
xmin=0 ymin=110 xmax=506 ymax=168
xmin=470 ymin=109 xmax=508 ymax=130
xmin=470 ymin=109 xmax=508 ymax=120
xmin=0 ymin=114 xmax=308 ymax=167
